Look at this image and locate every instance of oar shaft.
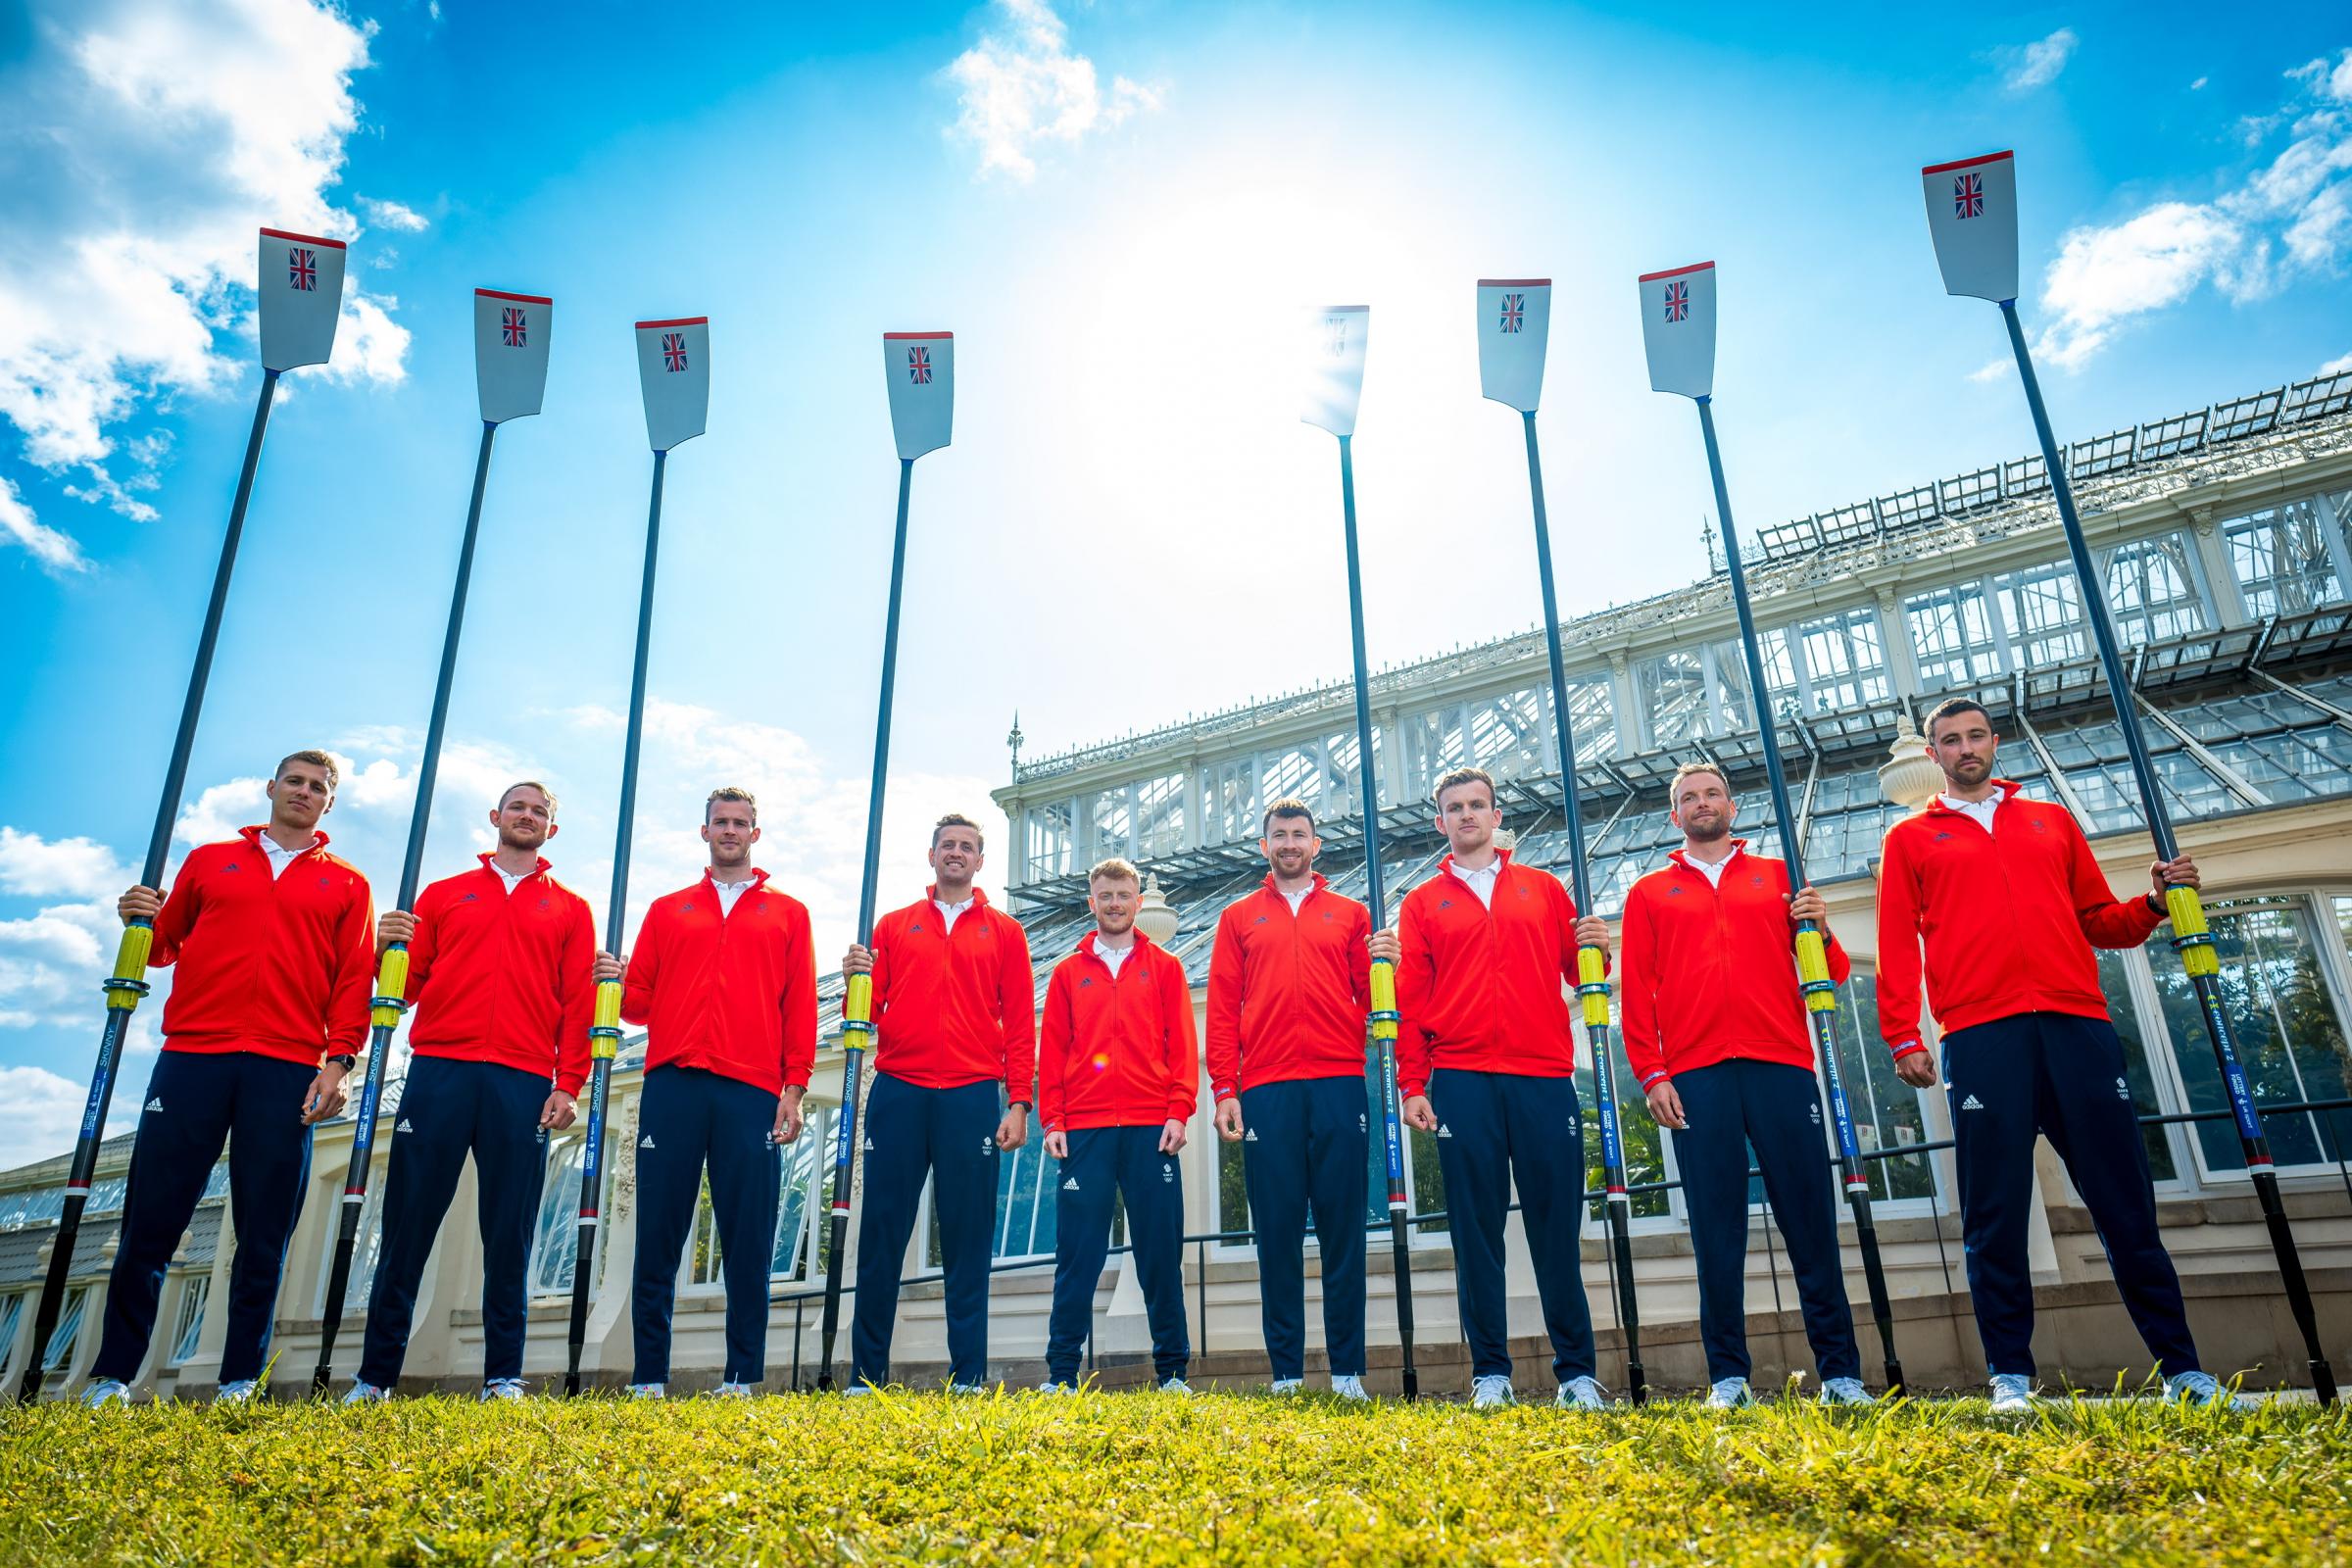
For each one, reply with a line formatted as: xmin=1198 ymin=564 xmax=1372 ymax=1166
xmin=818 ymin=457 xmax=916 ymax=1390
xmin=1997 ymin=304 xmax=2333 ymax=1403
xmin=19 ymin=368 xmax=278 ymax=1404
xmin=1337 ymin=435 xmax=1418 ymax=1398
xmin=565 ymin=449 xmax=668 ymax=1396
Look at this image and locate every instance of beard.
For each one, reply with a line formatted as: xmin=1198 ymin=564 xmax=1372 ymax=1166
xmin=1683 ymin=813 xmax=1731 ymax=843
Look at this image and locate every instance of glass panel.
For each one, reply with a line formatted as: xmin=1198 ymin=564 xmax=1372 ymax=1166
xmin=2101 ymin=532 xmax=2209 ymax=644
xmin=2151 ymin=897 xmax=2352 ymax=1175
xmin=1218 ymin=1138 xmax=1249 ymax=1239
xmin=1906 ymin=579 xmax=2005 ymax=691
xmin=1133 ymin=772 xmax=1186 ymax=859
xmin=42 ymin=1288 xmax=84 ymax=1372
xmin=0 ymin=1293 xmax=23 ymax=1369
xmin=1204 ymin=760 xmax=1256 ymax=846
xmin=2096 ymin=948 xmax=2177 ymax=1181
xmin=1025 ymin=799 xmax=1075 ymax=879
xmin=993 ymin=1125 xmax=1062 ymax=1260
xmin=338 ymin=1150 xmax=391 ymax=1310
xmin=1468 ymin=689 xmax=1549 ymax=781
xmin=1822 ymin=971 xmax=1939 ymax=1202
xmin=1579 ymin=1049 xmax=1672 ymax=1221
xmin=1639 ymin=649 xmax=1709 ymax=749
xmin=1997 ymin=561 xmax=2087 ymax=667
xmin=1082 ymin=788 xmax=1132 ymax=864
xmin=1324 ymin=727 xmax=1370 ymax=818
xmin=2227 ymin=499 xmax=2344 ymax=616
xmin=688 ymin=1176 xmax=721 ymax=1286
xmin=1403 ymin=708 xmax=1468 ymax=798
xmin=770 ymin=1115 xmax=822 ymax=1281
xmin=1792 ymin=608 xmax=1891 ymax=712
xmin=1561 ymin=676 xmax=1618 ymax=763
xmin=169 ymin=1273 xmax=211 ymax=1363
xmin=1710 ymin=640 xmax=1755 ymax=732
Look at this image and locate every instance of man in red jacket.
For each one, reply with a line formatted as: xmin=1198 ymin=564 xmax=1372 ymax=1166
xmin=1621 ymin=762 xmax=1870 ymax=1409
xmin=596 ymin=787 xmax=814 ymax=1396
xmin=1880 ymin=697 xmax=2231 ymax=1411
xmin=342 ymin=781 xmax=594 ymax=1403
xmin=1037 ymin=858 xmax=1197 ymax=1392
xmin=1396 ymin=766 xmax=1610 ymax=1409
xmin=82 ymin=750 xmax=374 ymax=1406
xmin=839 ymin=812 xmax=1034 ymax=1392
xmin=1207 ymin=798 xmax=1396 ymax=1399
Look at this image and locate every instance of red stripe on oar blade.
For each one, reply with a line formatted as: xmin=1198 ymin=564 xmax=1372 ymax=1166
xmin=1477 ymin=278 xmax=1550 ymax=286
xmin=478 ymin=287 xmax=554 ymax=304
xmin=1922 ymin=150 xmax=2014 ymax=174
xmin=1638 ymin=261 xmax=1714 ymax=281
xmin=884 ymin=331 xmax=953 ymax=339
xmin=1318 ymin=304 xmax=1369 ymax=313
xmin=635 ymin=316 xmax=708 ymax=328
xmin=261 ymin=227 xmax=346 ymax=248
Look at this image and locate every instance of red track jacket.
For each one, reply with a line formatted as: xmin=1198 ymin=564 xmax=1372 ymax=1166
xmin=1204 ymin=874 xmax=1371 ymax=1102
xmin=1394 ymin=851 xmax=1592 ymax=1098
xmin=869 ymin=886 xmax=1037 ymax=1098
xmin=148 ymin=825 xmax=374 ymax=1064
xmin=1038 ymin=930 xmax=1199 ymax=1133
xmin=402 ymin=855 xmax=596 ymax=1096
xmin=621 ymin=870 xmax=817 ymax=1096
xmin=1618 ymin=842 xmax=1850 ymax=1090
xmin=1877 ymin=781 xmax=2163 ymax=1056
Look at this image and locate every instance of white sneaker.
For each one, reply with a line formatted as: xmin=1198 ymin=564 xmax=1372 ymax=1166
xmin=1470 ymin=1374 xmax=1515 ymax=1408
xmin=1330 ymin=1374 xmax=1369 ymax=1402
xmin=1157 ymin=1377 xmax=1193 ymax=1395
xmin=1036 ymin=1380 xmax=1074 ymax=1395
xmin=711 ymin=1381 xmax=755 ymax=1398
xmin=214 ymin=1379 xmax=260 ymax=1404
xmin=80 ymin=1379 xmax=131 ymax=1408
xmin=626 ymin=1382 xmax=666 ymax=1400
xmin=843 ymin=1382 xmax=875 ymax=1396
xmin=1704 ymin=1377 xmax=1754 ymax=1410
xmin=1820 ymin=1377 xmax=1876 ymax=1407
xmin=949 ymin=1382 xmax=988 ymax=1396
xmin=481 ymin=1379 xmax=526 ymax=1402
xmin=1988 ymin=1373 xmax=2035 ymax=1413
xmin=1269 ymin=1377 xmax=1305 ymax=1395
xmin=2165 ymin=1370 xmax=2252 ymax=1411
xmin=342 ymin=1381 xmax=389 ymax=1405
xmin=1556 ymin=1375 xmax=1607 ymax=1411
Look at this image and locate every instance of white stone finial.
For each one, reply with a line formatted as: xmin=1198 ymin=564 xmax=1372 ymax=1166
xmin=1878 ymin=709 xmax=1943 ymax=808
xmin=1135 ymin=871 xmax=1179 ymax=945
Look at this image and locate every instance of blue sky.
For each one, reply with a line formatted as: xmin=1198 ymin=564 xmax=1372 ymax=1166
xmin=2 ymin=0 xmax=2348 ymax=1166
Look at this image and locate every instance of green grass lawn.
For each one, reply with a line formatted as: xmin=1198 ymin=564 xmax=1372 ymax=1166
xmin=2 ymin=1388 xmax=2345 ymax=1565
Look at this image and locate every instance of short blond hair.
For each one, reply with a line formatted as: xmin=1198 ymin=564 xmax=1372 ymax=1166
xmin=1432 ymin=765 xmax=1495 ymax=809
xmin=1087 ymin=857 xmax=1141 ymax=888
xmin=275 ymin=750 xmax=338 ymax=790
xmin=706 ymin=787 xmax=757 ymax=823
xmin=1668 ymin=761 xmax=1730 ymax=801
xmin=932 ymin=812 xmax=985 ymax=850
xmin=501 ymin=779 xmax=559 ymax=814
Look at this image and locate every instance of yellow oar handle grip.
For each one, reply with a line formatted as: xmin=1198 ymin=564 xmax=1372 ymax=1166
xmin=841 ymin=972 xmax=876 ymax=1049
xmin=1575 ymin=944 xmax=1612 ymax=1028
xmin=590 ymin=977 xmax=624 ymax=1060
xmin=369 ymin=945 xmax=411 ymax=1030
xmin=1367 ymin=956 xmax=1398 ymax=1044
xmin=2166 ymin=886 xmax=2220 ymax=978
xmin=104 ymin=924 xmax=154 ymax=1010
xmin=1794 ymin=927 xmax=1839 ymax=1014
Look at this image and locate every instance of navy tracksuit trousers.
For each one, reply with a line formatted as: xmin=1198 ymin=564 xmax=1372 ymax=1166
xmin=1943 ymin=1011 xmax=2199 ymax=1379
xmin=1241 ymin=1075 xmax=1368 ymax=1381
xmin=356 ymin=1056 xmax=549 ymax=1389
xmin=850 ymin=1072 xmax=1003 ymax=1388
xmin=93 ymin=1051 xmax=315 ymax=1386
xmin=630 ymin=1065 xmax=781 ymax=1386
xmin=1045 ymin=1126 xmax=1188 ymax=1385
xmin=1670 ymin=1057 xmax=1860 ymax=1385
xmin=1428 ymin=1068 xmax=1596 ymax=1385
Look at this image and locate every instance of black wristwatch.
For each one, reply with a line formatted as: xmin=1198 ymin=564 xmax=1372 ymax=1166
xmin=2144 ymin=892 xmax=2166 ymax=915
xmin=325 ymin=1054 xmax=358 ymax=1070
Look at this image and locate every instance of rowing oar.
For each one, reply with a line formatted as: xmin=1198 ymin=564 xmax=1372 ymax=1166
xmin=1478 ymin=278 xmax=1648 ymax=1403
xmin=1301 ymin=305 xmax=1419 ymax=1399
xmin=1636 ymin=261 xmax=1904 ymax=1392
xmin=17 ymin=228 xmax=347 ymax=1404
xmin=313 ymin=286 xmax=556 ymax=1394
xmin=1919 ymin=150 xmax=2333 ymax=1403
xmin=815 ymin=331 xmax=956 ymax=1391
xmin=563 ymin=315 xmax=711 ymax=1396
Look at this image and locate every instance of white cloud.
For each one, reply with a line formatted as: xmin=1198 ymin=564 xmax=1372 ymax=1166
xmin=0 ymin=828 xmax=127 ymax=900
xmin=358 ymin=196 xmax=427 ymax=232
xmin=945 ymin=0 xmax=1161 ymax=181
xmin=2191 ymin=75 xmax=2210 ymax=91
xmin=0 ymin=0 xmax=405 ymax=571
xmin=0 ymin=1065 xmax=91 ymax=1171
xmin=2004 ymin=27 xmax=2080 ymax=92
xmin=2320 ymin=351 xmax=2352 ymax=374
xmin=0 ymin=475 xmax=88 ymax=572
xmin=2035 ymin=49 xmax=2352 ymax=368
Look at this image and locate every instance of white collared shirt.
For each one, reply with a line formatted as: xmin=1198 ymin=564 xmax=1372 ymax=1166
xmin=934 ymin=893 xmax=975 ymax=933
xmin=1278 ymin=883 xmax=1312 ymax=914
xmin=710 ymin=875 xmax=757 ymax=915
xmin=1094 ymin=934 xmax=1135 ymax=977
xmin=257 ymin=833 xmax=312 ymax=880
xmin=1940 ymin=793 xmax=2002 ymax=836
xmin=1452 ymin=856 xmax=1502 ymax=908
xmin=491 ymin=861 xmax=533 ymax=896
xmin=1684 ymin=850 xmax=1735 ymax=888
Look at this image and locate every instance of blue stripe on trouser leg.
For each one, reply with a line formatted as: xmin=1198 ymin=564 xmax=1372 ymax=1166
xmin=630 ymin=1065 xmax=782 ymax=1386
xmin=851 ymin=1073 xmax=1002 ymax=1387
xmin=1672 ymin=1057 xmax=1859 ymax=1385
xmin=1429 ymin=1068 xmax=1595 ymax=1385
xmin=1944 ymin=1011 xmax=2199 ymax=1379
xmin=1046 ymin=1126 xmax=1190 ymax=1384
xmin=1242 ymin=1076 xmax=1369 ymax=1381
xmin=94 ymin=1051 xmax=314 ymax=1386
xmin=359 ymin=1057 xmax=549 ymax=1388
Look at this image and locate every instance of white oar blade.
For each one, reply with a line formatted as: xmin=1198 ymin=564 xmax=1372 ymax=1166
xmin=258 ymin=227 xmax=346 ymax=371
xmin=475 ymin=289 xmax=552 ymax=423
xmin=1302 ymin=306 xmax=1369 ymax=437
xmin=634 ymin=317 xmax=710 ymax=452
xmin=1639 ymin=262 xmax=1716 ymax=401
xmin=1922 ymin=150 xmax=2019 ymax=303
xmin=1476 ymin=279 xmax=1549 ymax=413
xmin=884 ymin=332 xmax=954 ymax=460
